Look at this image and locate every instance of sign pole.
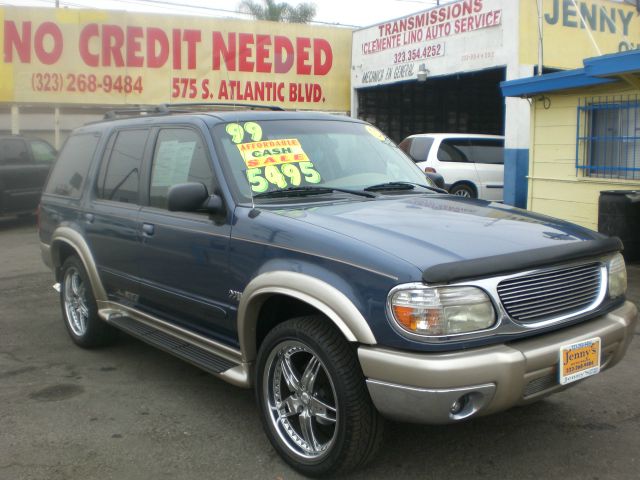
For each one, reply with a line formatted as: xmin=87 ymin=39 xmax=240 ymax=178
xmin=11 ymin=106 xmax=19 ymax=135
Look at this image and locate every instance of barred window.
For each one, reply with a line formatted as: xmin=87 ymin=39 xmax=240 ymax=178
xmin=577 ymin=95 xmax=640 ymax=180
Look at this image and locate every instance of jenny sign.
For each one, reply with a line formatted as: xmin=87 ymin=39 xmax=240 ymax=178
xmin=351 ymin=0 xmax=512 ymax=88
xmin=0 ymin=6 xmax=352 ymax=110
xmin=520 ymin=0 xmax=640 ymax=69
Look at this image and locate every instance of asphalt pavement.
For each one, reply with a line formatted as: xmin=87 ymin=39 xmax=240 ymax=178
xmin=1 ymin=216 xmax=639 ymax=480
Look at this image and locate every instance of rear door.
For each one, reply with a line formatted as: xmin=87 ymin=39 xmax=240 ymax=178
xmin=135 ymin=126 xmax=233 ymax=342
xmin=84 ymin=128 xmax=148 ymax=303
xmin=467 ymin=138 xmax=504 ymax=201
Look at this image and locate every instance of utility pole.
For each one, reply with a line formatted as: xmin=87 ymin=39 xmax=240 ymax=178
xmin=537 ymin=0 xmax=543 ymax=75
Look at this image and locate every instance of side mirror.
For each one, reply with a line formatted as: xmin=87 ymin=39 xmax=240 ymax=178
xmin=425 ymin=171 xmax=445 ymax=189
xmin=167 ymin=182 xmax=222 ymax=212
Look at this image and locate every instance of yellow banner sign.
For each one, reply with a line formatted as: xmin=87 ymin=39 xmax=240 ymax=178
xmin=0 ymin=6 xmax=352 ymax=110
xmin=237 ymin=138 xmax=309 ymax=168
xmin=520 ymin=0 xmax=640 ymax=69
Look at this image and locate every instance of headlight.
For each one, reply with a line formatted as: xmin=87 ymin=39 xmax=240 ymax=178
xmin=607 ymin=253 xmax=627 ymax=298
xmin=389 ymin=286 xmax=495 ymax=336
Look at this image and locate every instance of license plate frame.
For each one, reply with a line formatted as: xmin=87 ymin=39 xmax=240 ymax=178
xmin=559 ymin=337 xmax=601 ymax=385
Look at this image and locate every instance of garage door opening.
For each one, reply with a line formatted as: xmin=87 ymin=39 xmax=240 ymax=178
xmin=356 ymin=67 xmax=506 ymax=143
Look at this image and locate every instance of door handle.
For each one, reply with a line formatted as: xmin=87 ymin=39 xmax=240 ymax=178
xmin=142 ymin=223 xmax=155 ymax=236
xmin=84 ymin=213 xmax=94 ymax=223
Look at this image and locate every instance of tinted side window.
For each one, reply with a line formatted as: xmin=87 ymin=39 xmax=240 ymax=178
xmin=398 ymin=137 xmax=434 ymax=162
xmin=467 ymin=139 xmax=504 ymax=164
xmin=0 ymin=139 xmax=30 ymax=165
xmin=44 ymin=134 xmax=100 ymax=198
xmin=97 ymin=129 xmax=148 ymax=204
xmin=149 ymin=129 xmax=213 ymax=209
xmin=30 ymin=140 xmax=57 ymax=163
xmin=398 ymin=138 xmax=411 ymax=155
xmin=437 ymin=140 xmax=469 ymax=163
xmin=409 ymin=137 xmax=433 ymax=162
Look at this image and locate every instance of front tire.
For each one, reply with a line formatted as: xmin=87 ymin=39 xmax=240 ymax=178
xmin=60 ymin=256 xmax=117 ymax=348
xmin=449 ymin=183 xmax=476 ymax=198
xmin=256 ymin=316 xmax=384 ymax=477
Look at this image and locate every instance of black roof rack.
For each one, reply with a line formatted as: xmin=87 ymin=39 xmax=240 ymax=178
xmin=103 ymin=105 xmax=169 ymax=120
xmin=101 ymin=102 xmax=284 ymax=121
xmin=159 ymin=102 xmax=285 ymax=112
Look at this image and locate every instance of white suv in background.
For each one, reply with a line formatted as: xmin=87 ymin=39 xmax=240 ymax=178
xmin=399 ymin=133 xmax=504 ymax=201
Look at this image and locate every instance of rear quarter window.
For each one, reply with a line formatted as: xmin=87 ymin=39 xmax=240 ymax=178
xmin=44 ymin=133 xmax=100 ymax=198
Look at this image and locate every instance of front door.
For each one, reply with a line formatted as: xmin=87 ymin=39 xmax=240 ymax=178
xmin=135 ymin=127 xmax=233 ymax=344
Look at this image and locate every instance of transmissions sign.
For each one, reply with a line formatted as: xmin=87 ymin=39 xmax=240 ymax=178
xmin=351 ymin=0 xmax=512 ymax=88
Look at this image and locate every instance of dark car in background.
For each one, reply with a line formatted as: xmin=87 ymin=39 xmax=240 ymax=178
xmin=0 ymin=135 xmax=56 ymax=217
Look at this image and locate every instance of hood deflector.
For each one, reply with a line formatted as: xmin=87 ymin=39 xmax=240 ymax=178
xmin=422 ymin=237 xmax=623 ymax=284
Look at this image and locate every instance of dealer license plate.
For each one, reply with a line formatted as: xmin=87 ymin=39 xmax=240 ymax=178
xmin=559 ymin=337 xmax=601 ymax=385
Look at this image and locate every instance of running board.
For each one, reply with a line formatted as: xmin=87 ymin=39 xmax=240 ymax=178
xmin=98 ymin=303 xmax=250 ymax=388
xmin=110 ymin=315 xmax=236 ymax=373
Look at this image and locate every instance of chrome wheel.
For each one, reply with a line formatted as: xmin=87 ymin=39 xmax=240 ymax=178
xmin=263 ymin=340 xmax=338 ymax=463
xmin=63 ymin=266 xmax=89 ymax=337
xmin=453 ymin=189 xmax=471 ymax=197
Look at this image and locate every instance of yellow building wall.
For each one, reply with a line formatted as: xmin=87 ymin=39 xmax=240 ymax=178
xmin=528 ymin=82 xmax=640 ymax=232
xmin=519 ymin=0 xmax=640 ymax=70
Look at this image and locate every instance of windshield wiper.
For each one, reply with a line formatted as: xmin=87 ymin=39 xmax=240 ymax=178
xmin=253 ymin=185 xmax=376 ymax=199
xmin=363 ymin=181 xmax=446 ymax=194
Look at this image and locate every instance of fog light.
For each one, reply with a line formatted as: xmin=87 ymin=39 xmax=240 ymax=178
xmin=450 ymin=396 xmax=466 ymax=415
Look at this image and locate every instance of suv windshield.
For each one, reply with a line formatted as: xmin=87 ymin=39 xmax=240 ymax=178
xmin=212 ymin=119 xmax=432 ymax=203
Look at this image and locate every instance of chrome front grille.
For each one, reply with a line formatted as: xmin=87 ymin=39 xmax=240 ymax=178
xmin=497 ymin=262 xmax=603 ymax=324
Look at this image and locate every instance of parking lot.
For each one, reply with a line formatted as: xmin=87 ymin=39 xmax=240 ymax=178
xmin=1 ymin=216 xmax=639 ymax=480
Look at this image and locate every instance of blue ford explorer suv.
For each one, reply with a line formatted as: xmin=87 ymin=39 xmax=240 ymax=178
xmin=39 ymin=105 xmax=637 ymax=477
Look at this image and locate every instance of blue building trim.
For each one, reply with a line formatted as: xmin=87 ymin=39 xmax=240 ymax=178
xmin=500 ymin=50 xmax=640 ymax=98
xmin=500 ymin=70 xmax=614 ymax=97
xmin=584 ymin=49 xmax=640 ymax=77
xmin=504 ymin=148 xmax=528 ymax=209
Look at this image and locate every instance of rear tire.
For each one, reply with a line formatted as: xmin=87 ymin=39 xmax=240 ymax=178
xmin=60 ymin=256 xmax=118 ymax=348
xmin=256 ymin=315 xmax=384 ymax=477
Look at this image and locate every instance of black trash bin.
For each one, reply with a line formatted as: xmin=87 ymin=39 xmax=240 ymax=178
xmin=598 ymin=190 xmax=640 ymax=262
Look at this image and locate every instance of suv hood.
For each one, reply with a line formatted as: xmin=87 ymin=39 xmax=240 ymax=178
xmin=274 ymin=195 xmax=604 ymax=272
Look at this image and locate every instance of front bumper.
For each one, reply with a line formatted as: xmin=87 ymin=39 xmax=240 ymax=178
xmin=359 ymin=301 xmax=637 ymax=424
